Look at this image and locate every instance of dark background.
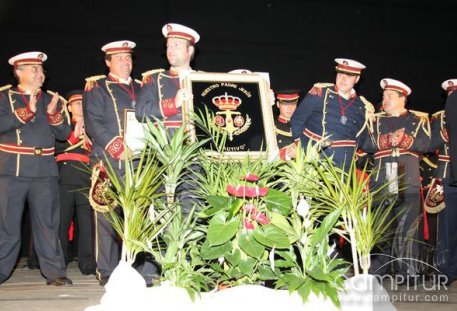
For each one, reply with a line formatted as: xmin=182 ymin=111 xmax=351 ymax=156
xmin=1 ymin=0 xmax=456 ymax=113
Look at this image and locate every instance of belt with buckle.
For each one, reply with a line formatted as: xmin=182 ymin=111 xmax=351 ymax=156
xmin=0 ymin=143 xmax=55 ymax=156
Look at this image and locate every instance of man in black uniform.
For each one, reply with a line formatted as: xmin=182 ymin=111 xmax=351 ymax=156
xmin=445 ymin=80 xmax=457 ymax=186
xmin=56 ymin=89 xmax=95 ymax=275
xmin=0 ymin=52 xmax=72 ymax=286
xmin=274 ymin=91 xmax=299 ymax=160
xmin=83 ymin=40 xmax=141 ymax=285
xmin=290 ymin=58 xmax=372 ymax=171
xmin=136 ymin=23 xmax=199 ymax=130
xmin=136 ymin=23 xmax=200 ymax=215
xmin=429 ymin=79 xmax=457 ymax=285
xmin=363 ymin=78 xmax=430 ymax=282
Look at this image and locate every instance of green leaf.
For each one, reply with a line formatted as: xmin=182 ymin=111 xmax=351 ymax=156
xmin=164 ymin=241 xmax=179 ymax=261
xmin=257 ymin=264 xmax=278 ymax=280
xmin=238 ymin=257 xmax=257 ymax=276
xmin=276 ymin=249 xmax=296 ymax=262
xmin=207 ymin=214 xmax=239 ymax=246
xmin=264 ymin=188 xmax=292 ymax=215
xmin=228 ymin=198 xmax=244 ymax=219
xmin=306 ymin=265 xmax=332 ymax=282
xmin=253 ymin=225 xmax=291 ymax=249
xmin=281 ymin=274 xmax=306 ymax=291
xmin=297 ymin=281 xmax=312 ymax=303
xmin=274 ymin=259 xmax=297 ymax=268
xmin=225 ymin=249 xmax=241 ymax=266
xmin=205 ymin=195 xmax=231 ymax=215
xmin=270 ymin=212 xmax=300 ymax=242
xmin=310 ymin=208 xmax=342 ymax=249
xmin=200 ymin=239 xmax=232 ymax=259
xmin=238 ymin=231 xmax=265 ymax=258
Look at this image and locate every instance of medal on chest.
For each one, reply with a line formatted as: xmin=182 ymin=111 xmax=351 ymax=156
xmin=340 ymin=115 xmax=347 ymax=125
xmin=337 ymin=93 xmax=356 ymax=126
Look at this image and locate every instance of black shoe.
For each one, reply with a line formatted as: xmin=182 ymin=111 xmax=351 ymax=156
xmin=80 ymin=264 xmax=96 ymax=276
xmin=98 ymin=275 xmax=110 ymax=286
xmin=22 ymin=261 xmax=40 ymax=270
xmin=81 ymin=268 xmax=96 ymax=276
xmin=46 ymin=277 xmax=73 ymax=286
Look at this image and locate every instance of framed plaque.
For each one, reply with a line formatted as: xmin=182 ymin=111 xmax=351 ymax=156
xmin=182 ymin=71 xmax=278 ymax=160
xmin=123 ymin=109 xmax=146 ymax=157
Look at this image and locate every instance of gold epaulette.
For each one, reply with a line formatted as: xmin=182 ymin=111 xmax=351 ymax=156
xmin=0 ymin=84 xmax=12 ymax=92
xmin=308 ymin=82 xmax=334 ymax=96
xmin=409 ymin=110 xmax=431 ymax=137
xmin=141 ymin=69 xmax=165 ymax=78
xmin=360 ymin=96 xmax=375 ymax=113
xmin=313 ymin=82 xmax=334 ymax=88
xmin=141 ymin=69 xmax=165 ymax=85
xmin=47 ymin=90 xmax=71 ymax=124
xmin=409 ymin=109 xmax=429 ymax=118
xmin=84 ymin=75 xmax=106 ymax=91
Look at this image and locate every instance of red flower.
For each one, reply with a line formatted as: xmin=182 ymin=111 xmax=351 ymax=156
xmin=242 ymin=204 xmax=269 ymax=225
xmin=241 ymin=173 xmax=259 ymax=182
xmin=253 ymin=212 xmax=270 ymax=225
xmin=226 ymin=185 xmax=268 ymax=198
xmin=242 ymin=203 xmax=257 ymax=214
xmin=244 ymin=219 xmax=255 ymax=231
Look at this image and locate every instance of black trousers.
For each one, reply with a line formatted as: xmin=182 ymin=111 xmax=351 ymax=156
xmin=370 ymin=192 xmax=421 ymax=277
xmin=0 ymin=176 xmax=67 ymax=283
xmin=436 ymin=179 xmax=457 ymax=281
xmin=59 ymin=183 xmax=96 ymax=273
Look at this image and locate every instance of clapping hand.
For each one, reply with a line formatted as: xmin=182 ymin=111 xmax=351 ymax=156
xmin=47 ymin=92 xmax=60 ymax=115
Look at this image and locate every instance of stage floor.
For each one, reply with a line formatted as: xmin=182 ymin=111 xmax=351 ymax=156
xmin=0 ymin=257 xmax=456 ymax=311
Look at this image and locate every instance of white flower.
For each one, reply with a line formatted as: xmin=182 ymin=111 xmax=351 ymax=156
xmin=148 ymin=203 xmax=155 ymax=222
xmin=297 ymin=197 xmax=310 ymax=219
xmin=327 ymin=242 xmax=336 ymax=258
xmin=269 ymin=247 xmax=276 ymax=271
xmin=300 ymin=234 xmax=308 ymax=245
xmin=304 ymin=218 xmax=312 ymax=229
xmin=218 ymin=256 xmax=225 ymax=265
